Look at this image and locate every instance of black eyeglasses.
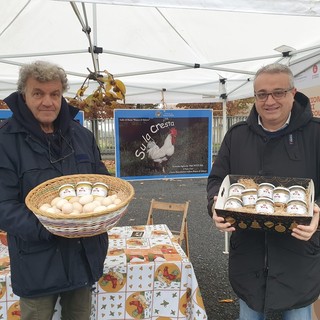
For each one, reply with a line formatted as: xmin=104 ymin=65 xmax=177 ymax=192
xmin=254 ymin=88 xmax=293 ymax=102
xmin=48 ymin=134 xmax=74 ymax=164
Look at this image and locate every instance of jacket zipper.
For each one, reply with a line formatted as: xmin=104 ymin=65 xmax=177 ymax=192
xmin=264 ymin=232 xmax=268 ymax=273
xmin=263 ymin=232 xmax=269 ymax=313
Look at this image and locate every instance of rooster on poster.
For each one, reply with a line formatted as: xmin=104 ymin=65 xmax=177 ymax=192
xmin=146 ymin=127 xmax=177 ymax=164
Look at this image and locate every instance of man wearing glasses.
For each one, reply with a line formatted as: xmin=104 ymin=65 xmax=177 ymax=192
xmin=207 ymin=63 xmax=320 ymax=319
xmin=0 ymin=61 xmax=110 ymax=319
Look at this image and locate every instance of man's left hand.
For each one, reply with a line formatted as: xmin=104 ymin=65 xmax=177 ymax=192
xmin=291 ymin=203 xmax=319 ymax=241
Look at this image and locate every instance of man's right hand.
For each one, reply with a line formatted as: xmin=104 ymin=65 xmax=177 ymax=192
xmin=212 ymin=196 xmax=236 ymax=233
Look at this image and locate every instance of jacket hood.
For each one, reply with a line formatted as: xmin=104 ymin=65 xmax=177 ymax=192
xmin=247 ymin=91 xmax=313 ymax=135
xmin=4 ymin=91 xmax=79 ymax=142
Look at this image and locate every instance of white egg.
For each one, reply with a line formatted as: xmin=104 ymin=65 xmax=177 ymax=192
xmin=51 ymin=197 xmax=62 ymax=206
xmin=83 ymin=201 xmax=99 ymax=213
xmin=106 ymin=204 xmax=117 ymax=210
xmin=92 ymin=200 xmax=101 ymax=207
xmin=113 ymin=198 xmax=122 ymax=205
xmin=69 ymin=211 xmax=80 ymax=215
xmin=93 ymin=196 xmax=105 ymax=203
xmin=72 ymin=202 xmax=83 ymax=213
xmin=61 ymin=202 xmax=74 ymax=214
xmin=46 ymin=207 xmax=57 ymax=214
xmin=56 ymin=198 xmax=69 ymax=210
xmin=69 ymin=196 xmax=80 ymax=203
xmin=79 ymin=194 xmax=94 ymax=205
xmin=39 ymin=203 xmax=51 ymax=211
xmin=93 ymin=205 xmax=108 ymax=213
xmin=101 ymin=196 xmax=113 ymax=206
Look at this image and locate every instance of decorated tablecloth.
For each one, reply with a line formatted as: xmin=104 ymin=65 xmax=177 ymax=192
xmin=0 ymin=224 xmax=207 ymax=319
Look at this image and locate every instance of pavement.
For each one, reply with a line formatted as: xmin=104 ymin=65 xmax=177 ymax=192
xmin=116 ymin=177 xmax=287 ymax=320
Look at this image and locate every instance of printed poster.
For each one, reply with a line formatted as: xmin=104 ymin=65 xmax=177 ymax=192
xmin=295 ymin=63 xmax=320 ymax=116
xmin=114 ymin=109 xmax=212 ymax=180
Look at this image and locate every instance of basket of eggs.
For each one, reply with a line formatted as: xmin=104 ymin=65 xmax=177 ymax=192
xmin=25 ymin=174 xmax=135 ymax=238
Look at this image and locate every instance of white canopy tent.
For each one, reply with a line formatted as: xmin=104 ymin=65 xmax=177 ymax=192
xmin=1 ymin=0 xmax=320 ymax=104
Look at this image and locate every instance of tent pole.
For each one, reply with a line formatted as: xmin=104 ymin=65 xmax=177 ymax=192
xmin=70 ymin=1 xmax=100 ymax=75
xmin=222 ymin=96 xmax=229 ymax=254
xmin=161 ymin=89 xmax=167 ymax=109
xmin=219 ymin=77 xmax=229 ymax=254
xmin=223 ymin=232 xmax=229 ymax=254
xmin=219 ymin=78 xmax=227 ymax=136
xmin=92 ymin=4 xmax=100 ymax=71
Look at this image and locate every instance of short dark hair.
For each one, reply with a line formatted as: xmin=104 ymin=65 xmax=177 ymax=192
xmin=254 ymin=63 xmax=294 ymax=88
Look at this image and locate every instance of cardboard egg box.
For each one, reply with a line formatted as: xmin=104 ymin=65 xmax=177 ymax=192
xmin=215 ymin=175 xmax=314 ymax=233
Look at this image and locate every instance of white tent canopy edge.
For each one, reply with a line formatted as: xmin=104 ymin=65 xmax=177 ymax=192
xmin=55 ymin=0 xmax=320 ymax=17
xmin=0 ymin=0 xmax=320 ymax=104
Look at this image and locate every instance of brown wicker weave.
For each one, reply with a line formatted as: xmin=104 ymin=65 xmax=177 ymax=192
xmin=25 ymin=174 xmax=135 ymax=238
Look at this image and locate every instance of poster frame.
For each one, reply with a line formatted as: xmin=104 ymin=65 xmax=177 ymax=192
xmin=114 ymin=108 xmax=213 ymax=181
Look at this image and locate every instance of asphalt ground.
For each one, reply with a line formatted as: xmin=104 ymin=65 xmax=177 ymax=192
xmin=116 ymin=177 xmax=286 ymax=320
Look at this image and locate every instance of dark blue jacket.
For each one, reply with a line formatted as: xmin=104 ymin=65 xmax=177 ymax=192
xmin=207 ymin=92 xmax=320 ymax=312
xmin=0 ymin=92 xmax=109 ymax=297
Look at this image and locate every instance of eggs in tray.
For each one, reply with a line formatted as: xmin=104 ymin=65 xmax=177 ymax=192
xmin=38 ymin=193 xmax=122 ymax=215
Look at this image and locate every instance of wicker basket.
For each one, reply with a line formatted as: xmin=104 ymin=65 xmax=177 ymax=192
xmin=25 ymin=174 xmax=135 ymax=238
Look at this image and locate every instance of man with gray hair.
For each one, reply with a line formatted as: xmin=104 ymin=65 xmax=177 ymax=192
xmin=207 ymin=63 xmax=320 ymax=319
xmin=0 ymin=60 xmax=110 ymax=319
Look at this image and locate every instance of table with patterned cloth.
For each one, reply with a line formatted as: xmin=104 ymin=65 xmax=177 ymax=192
xmin=0 ymin=224 xmax=207 ymax=320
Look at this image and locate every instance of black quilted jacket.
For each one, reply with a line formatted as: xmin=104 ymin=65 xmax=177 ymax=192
xmin=207 ymin=92 xmax=320 ymax=312
xmin=0 ymin=92 xmax=109 ymax=298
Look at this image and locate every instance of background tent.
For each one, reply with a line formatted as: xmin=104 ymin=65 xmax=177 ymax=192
xmin=1 ymin=0 xmax=320 ymax=104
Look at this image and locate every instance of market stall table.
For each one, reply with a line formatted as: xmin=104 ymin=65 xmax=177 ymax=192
xmin=0 ymin=224 xmax=207 ymax=319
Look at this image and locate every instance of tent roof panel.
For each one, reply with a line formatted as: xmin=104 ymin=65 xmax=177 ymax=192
xmin=1 ymin=0 xmax=320 ymax=103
